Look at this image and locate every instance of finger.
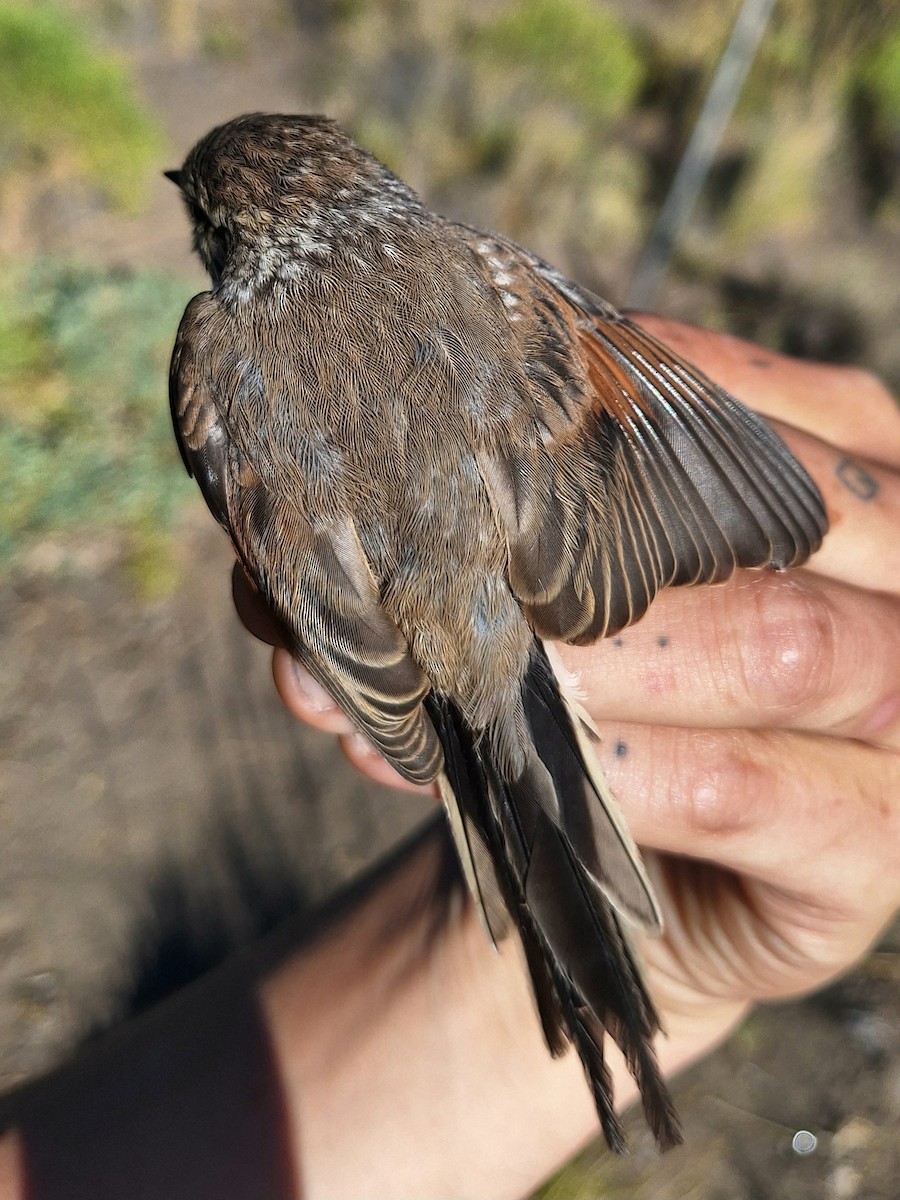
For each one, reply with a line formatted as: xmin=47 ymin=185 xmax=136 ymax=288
xmin=232 ymin=563 xmax=288 ymax=647
xmin=558 ymin=570 xmax=900 ymax=751
xmin=273 ymin=649 xmax=431 ymax=794
xmin=596 ymin=721 xmax=900 ymax=928
xmin=768 ymin=426 xmax=900 ymax=595
xmin=272 ymin=649 xmax=354 ymax=734
xmin=339 ymin=731 xmax=434 ymax=795
xmin=631 ymin=314 xmax=900 ymax=468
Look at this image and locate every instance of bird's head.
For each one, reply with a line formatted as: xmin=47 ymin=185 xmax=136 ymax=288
xmin=165 ymin=113 xmax=423 ymax=291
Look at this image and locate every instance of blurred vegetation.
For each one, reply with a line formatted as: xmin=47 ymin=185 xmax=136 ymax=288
xmin=859 ymin=24 xmax=900 ymax=125
xmin=0 ymin=2 xmax=183 ymax=589
xmin=316 ymin=0 xmax=900 ymax=301
xmin=847 ymin=23 xmax=900 ymax=215
xmin=0 ymin=2 xmax=163 ymax=212
xmin=472 ymin=0 xmax=644 ymax=126
xmin=0 ymin=261 xmax=193 ymax=589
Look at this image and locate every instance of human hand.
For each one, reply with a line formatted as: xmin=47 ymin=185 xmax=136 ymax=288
xmin=235 ymin=318 xmax=900 ymax=1049
xmin=584 ymin=316 xmax=900 ymax=1030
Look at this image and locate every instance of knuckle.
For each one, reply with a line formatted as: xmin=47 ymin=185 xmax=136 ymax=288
xmin=734 ymin=576 xmax=837 ymax=719
xmin=842 ymin=366 xmax=896 ymax=415
xmin=671 ymin=731 xmax=776 ymax=839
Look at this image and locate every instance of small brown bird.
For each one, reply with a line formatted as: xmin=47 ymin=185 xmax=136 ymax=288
xmin=167 ymin=113 xmax=827 ymax=1151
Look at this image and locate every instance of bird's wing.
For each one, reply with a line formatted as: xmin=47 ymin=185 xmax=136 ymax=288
xmin=169 ymin=292 xmax=441 ymax=785
xmin=461 ymin=231 xmax=828 ymax=644
xmin=169 ymin=292 xmax=233 ymax=531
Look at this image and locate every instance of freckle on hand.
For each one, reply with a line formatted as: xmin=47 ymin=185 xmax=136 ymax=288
xmin=643 ymin=667 xmax=677 ymax=695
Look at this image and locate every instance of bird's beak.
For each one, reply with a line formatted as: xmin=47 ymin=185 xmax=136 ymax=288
xmin=163 ymin=169 xmax=183 ymax=187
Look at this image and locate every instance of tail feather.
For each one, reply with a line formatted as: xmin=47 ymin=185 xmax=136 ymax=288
xmin=523 ymin=646 xmax=662 ymax=932
xmin=430 ymin=693 xmax=567 ymax=1053
xmin=437 ymin=773 xmax=509 ymax=946
xmin=569 ymin=1004 xmax=629 ymax=1154
xmin=425 ymin=643 xmax=683 ymax=1153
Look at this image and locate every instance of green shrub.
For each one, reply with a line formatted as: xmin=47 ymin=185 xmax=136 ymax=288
xmin=855 ymin=25 xmax=900 ymax=129
xmin=472 ymin=0 xmax=644 ymax=126
xmin=0 ymin=261 xmax=194 ymax=573
xmin=0 ymin=2 xmax=163 ymax=210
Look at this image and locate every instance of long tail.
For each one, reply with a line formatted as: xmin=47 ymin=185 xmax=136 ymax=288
xmin=425 ymin=642 xmax=682 ymax=1153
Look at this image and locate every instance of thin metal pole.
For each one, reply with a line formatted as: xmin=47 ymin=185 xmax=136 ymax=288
xmin=626 ymin=0 xmax=777 ymax=310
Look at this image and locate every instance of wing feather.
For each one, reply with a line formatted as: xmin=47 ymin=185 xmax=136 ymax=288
xmin=169 ymin=292 xmax=442 ymax=784
xmin=462 ymin=230 xmax=828 ymax=644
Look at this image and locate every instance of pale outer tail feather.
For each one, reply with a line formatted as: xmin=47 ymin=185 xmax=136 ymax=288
xmin=437 ymin=773 xmax=510 ymax=945
xmin=540 ymin=641 xmax=663 ymax=934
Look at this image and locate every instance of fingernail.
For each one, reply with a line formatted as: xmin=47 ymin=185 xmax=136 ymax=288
xmin=290 ymin=663 xmax=337 ymax=713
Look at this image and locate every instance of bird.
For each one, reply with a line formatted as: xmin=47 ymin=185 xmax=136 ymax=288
xmin=166 ymin=113 xmax=828 ymax=1152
